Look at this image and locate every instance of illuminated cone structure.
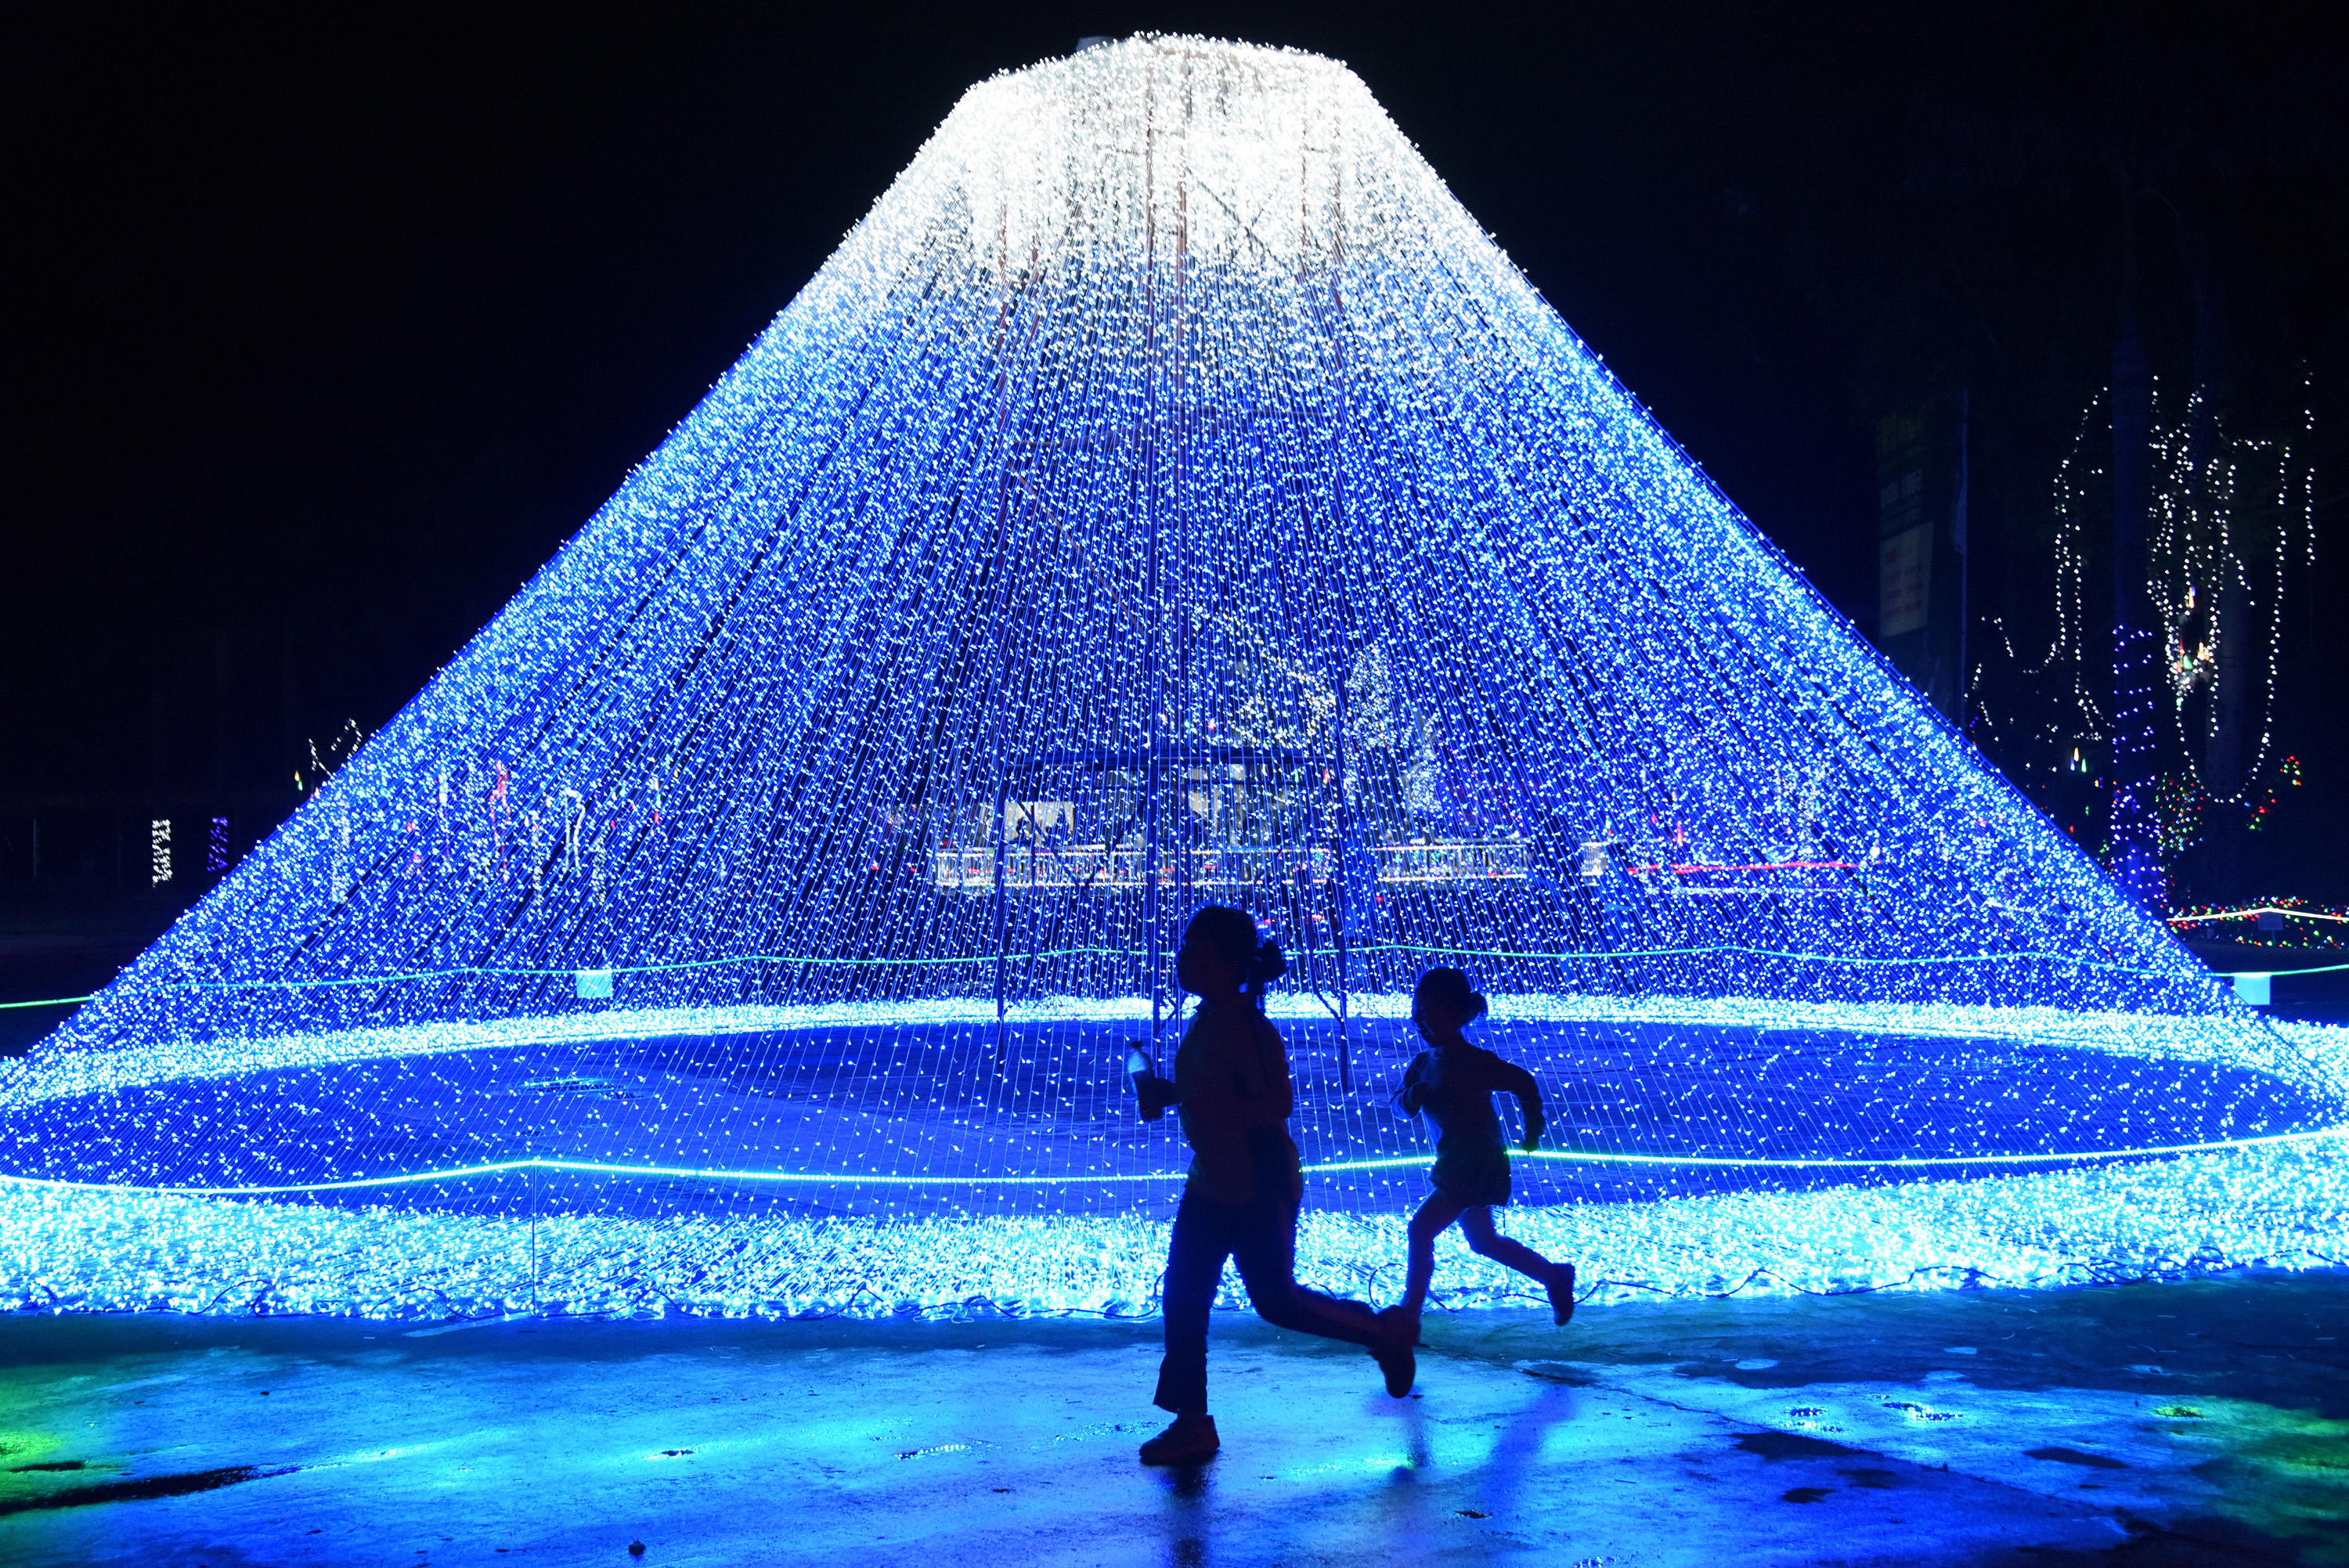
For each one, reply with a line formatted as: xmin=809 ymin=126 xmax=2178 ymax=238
xmin=8 ymin=38 xmax=2339 ymax=1292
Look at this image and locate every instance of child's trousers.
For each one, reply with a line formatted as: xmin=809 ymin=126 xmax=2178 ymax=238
xmin=1153 ymin=1186 xmax=1383 ymax=1413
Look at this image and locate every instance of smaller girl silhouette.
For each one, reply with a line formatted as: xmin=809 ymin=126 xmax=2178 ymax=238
xmin=1384 ymin=966 xmax=1579 ymax=1340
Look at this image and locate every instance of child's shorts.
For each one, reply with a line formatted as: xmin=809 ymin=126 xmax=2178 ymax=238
xmin=1430 ymin=1148 xmax=1511 ymax=1207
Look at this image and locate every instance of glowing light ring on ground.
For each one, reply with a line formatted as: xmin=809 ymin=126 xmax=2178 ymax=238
xmin=6 ymin=1123 xmax=2349 ymax=1202
xmin=2 ymin=1141 xmax=2344 ymax=1322
xmin=8 ymin=37 xmax=2337 ymax=1319
xmin=10 ymin=998 xmax=2340 ymax=1108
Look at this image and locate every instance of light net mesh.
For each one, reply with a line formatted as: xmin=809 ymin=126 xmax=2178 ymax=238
xmin=5 ymin=38 xmax=2340 ymax=1318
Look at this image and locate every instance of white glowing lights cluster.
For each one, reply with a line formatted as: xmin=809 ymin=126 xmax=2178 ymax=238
xmin=2144 ymin=387 xmax=2315 ymax=803
xmin=5 ymin=37 xmax=2337 ymax=1321
xmin=2025 ymin=382 xmax=2315 ymax=806
xmin=2 ymin=1078 xmax=2345 ymax=1320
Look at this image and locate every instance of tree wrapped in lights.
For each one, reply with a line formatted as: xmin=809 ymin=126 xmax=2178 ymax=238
xmin=2 ymin=39 xmax=2338 ymax=1318
xmin=1994 ymin=384 xmax=2316 ymax=903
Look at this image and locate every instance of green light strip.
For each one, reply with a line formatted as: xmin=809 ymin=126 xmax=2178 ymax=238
xmin=12 ymin=943 xmax=2346 ymax=1014
xmin=3 ymin=1123 xmax=2341 ymax=1199
xmin=2170 ymin=903 xmax=2349 ymax=927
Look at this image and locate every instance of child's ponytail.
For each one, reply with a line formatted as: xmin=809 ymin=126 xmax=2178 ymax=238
xmin=1243 ymin=935 xmax=1289 ymax=1002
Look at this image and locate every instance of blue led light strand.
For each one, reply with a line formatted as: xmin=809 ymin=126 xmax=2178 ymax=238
xmin=2 ymin=36 xmax=2339 ymax=1324
xmin=5 ymin=1122 xmax=2346 ymax=1202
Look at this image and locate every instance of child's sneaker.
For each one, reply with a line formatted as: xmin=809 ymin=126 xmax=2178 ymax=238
xmin=1546 ymin=1263 xmax=1577 ymax=1327
xmin=1138 ymin=1413 xmax=1219 ymax=1465
xmin=1371 ymin=1307 xmax=1418 ymax=1397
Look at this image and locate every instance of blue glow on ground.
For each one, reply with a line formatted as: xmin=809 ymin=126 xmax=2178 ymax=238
xmin=5 ymin=37 xmax=2338 ymax=1321
xmin=2 ymin=1134 xmax=2344 ymax=1322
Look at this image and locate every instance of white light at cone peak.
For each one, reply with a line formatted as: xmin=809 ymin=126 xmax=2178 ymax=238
xmin=7 ymin=36 xmax=2343 ymax=1322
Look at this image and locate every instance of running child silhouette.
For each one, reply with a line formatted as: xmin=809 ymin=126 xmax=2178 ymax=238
xmin=1130 ymin=906 xmax=1415 ymax=1466
xmin=1384 ymin=967 xmax=1578 ymax=1336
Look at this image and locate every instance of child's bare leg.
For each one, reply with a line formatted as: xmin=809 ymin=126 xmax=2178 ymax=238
xmin=1458 ymin=1205 xmax=1568 ymax=1286
xmin=1398 ymin=1190 xmax=1473 ymax=1314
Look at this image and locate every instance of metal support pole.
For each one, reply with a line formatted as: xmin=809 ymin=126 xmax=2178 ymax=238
xmin=1334 ymin=658 xmax=1351 ymax=1091
xmin=992 ymin=771 xmax=1011 ymax=1062
xmin=1144 ymin=721 xmax=1163 ymax=1037
xmin=1330 ymin=142 xmax=1354 ymax=1094
xmin=1142 ymin=63 xmax=1167 ymax=1044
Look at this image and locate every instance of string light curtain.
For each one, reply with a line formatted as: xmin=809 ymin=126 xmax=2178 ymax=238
xmin=4 ymin=38 xmax=2340 ymax=1318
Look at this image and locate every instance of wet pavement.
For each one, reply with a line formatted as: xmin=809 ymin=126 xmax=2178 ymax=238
xmin=0 ymin=1269 xmax=2342 ymax=1566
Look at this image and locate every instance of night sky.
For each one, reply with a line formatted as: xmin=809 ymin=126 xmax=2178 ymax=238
xmin=9 ymin=5 xmax=2344 ymax=874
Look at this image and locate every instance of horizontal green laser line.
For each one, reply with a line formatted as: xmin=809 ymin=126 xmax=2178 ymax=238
xmin=1380 ymin=946 xmax=2349 ymax=980
xmin=11 ymin=945 xmax=2340 ymax=1013
xmin=2171 ymin=904 xmax=2349 ymax=927
xmin=5 ymin=1124 xmax=2341 ymax=1199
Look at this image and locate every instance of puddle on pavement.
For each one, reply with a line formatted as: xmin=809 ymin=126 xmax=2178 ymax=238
xmin=1735 ymin=1430 xmax=1866 ymax=1461
xmin=1882 ymin=1400 xmax=1960 ymax=1422
xmin=0 ymin=1462 xmax=300 ymax=1516
xmin=2026 ymin=1445 xmax=2131 ymax=1469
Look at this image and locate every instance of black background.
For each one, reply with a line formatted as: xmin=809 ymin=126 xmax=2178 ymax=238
xmin=6 ymin=2 xmax=2344 ymax=896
